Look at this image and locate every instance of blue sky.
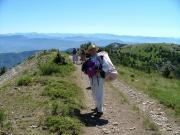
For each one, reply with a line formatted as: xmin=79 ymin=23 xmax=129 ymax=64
xmin=0 ymin=0 xmax=180 ymax=37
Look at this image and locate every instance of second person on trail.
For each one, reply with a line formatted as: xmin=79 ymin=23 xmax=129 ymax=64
xmin=72 ymin=48 xmax=78 ymax=64
xmin=82 ymin=44 xmax=109 ymax=118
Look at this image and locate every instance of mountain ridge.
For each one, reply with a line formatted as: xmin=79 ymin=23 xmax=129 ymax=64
xmin=0 ymin=33 xmax=180 ymax=53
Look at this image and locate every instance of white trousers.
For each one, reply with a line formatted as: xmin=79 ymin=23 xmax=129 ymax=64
xmin=90 ymin=76 xmax=104 ymax=112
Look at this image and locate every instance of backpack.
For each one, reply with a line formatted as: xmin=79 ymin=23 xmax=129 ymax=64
xmin=82 ymin=56 xmax=104 ymax=78
xmin=97 ymin=51 xmax=118 ymax=81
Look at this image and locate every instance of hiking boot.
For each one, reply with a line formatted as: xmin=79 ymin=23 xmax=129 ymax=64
xmin=94 ymin=112 xmax=103 ymax=118
xmin=91 ymin=107 xmax=98 ymax=112
xmin=86 ymin=87 xmax=91 ymax=90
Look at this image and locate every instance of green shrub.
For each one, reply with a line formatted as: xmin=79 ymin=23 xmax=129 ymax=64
xmin=16 ymin=75 xmax=32 ymax=86
xmin=38 ymin=52 xmax=74 ymax=76
xmin=39 ymin=63 xmax=59 ymax=75
xmin=38 ymin=62 xmax=74 ymax=76
xmin=130 ymin=74 xmax=135 ymax=78
xmin=50 ymin=101 xmax=81 ymax=116
xmin=53 ymin=51 xmax=66 ymax=65
xmin=42 ymin=80 xmax=80 ymax=101
xmin=45 ymin=116 xmax=81 ymax=135
xmin=42 ymin=80 xmax=83 ymax=135
xmin=43 ymin=80 xmax=83 ymax=116
xmin=51 ymin=101 xmax=59 ymax=115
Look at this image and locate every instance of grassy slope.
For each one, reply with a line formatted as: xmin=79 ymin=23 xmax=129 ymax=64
xmin=117 ymin=65 xmax=180 ymax=118
xmin=0 ymin=50 xmax=84 ymax=135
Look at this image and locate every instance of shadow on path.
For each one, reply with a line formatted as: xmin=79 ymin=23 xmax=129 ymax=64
xmin=78 ymin=111 xmax=109 ymax=127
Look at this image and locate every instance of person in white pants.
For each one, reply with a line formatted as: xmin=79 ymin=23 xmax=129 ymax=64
xmin=87 ymin=45 xmax=109 ymax=118
xmin=90 ymin=76 xmax=104 ymax=113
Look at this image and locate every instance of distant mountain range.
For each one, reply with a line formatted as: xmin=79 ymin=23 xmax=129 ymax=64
xmin=0 ymin=50 xmax=39 ymax=68
xmin=0 ymin=33 xmax=180 ymax=53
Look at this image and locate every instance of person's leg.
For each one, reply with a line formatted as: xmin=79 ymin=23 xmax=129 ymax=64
xmin=95 ymin=77 xmax=104 ymax=113
xmin=90 ymin=77 xmax=97 ymax=109
xmin=72 ymin=55 xmax=75 ymax=63
xmin=75 ymin=54 xmax=78 ymax=64
xmin=86 ymin=77 xmax=91 ymax=90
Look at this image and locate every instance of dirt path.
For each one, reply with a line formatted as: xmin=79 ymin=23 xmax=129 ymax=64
xmin=0 ymin=65 xmax=22 ymax=85
xmin=111 ymin=80 xmax=180 ymax=135
xmin=75 ymin=65 xmax=159 ymax=135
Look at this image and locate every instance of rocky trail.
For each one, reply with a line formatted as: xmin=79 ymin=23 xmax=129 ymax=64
xmin=75 ymin=64 xmax=180 ymax=135
xmin=0 ymin=65 xmax=22 ymax=85
xmin=0 ymin=59 xmax=36 ymax=85
xmin=111 ymin=80 xmax=180 ymax=135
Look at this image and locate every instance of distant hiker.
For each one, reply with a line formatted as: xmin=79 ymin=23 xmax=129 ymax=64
xmin=72 ymin=48 xmax=78 ymax=64
xmin=82 ymin=44 xmax=109 ymax=118
xmin=80 ymin=49 xmax=86 ymax=64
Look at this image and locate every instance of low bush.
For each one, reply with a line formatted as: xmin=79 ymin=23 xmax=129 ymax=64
xmin=161 ymin=61 xmax=175 ymax=78
xmin=53 ymin=51 xmax=66 ymax=65
xmin=39 ymin=63 xmax=59 ymax=75
xmin=16 ymin=75 xmax=32 ymax=86
xmin=42 ymin=80 xmax=83 ymax=134
xmin=43 ymin=81 xmax=79 ymax=98
xmin=42 ymin=80 xmax=81 ymax=102
xmin=45 ymin=116 xmax=81 ymax=135
xmin=50 ymin=101 xmax=81 ymax=116
xmin=38 ymin=53 xmax=74 ymax=76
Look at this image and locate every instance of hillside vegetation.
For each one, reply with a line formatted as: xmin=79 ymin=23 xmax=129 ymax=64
xmin=0 ymin=50 xmax=84 ymax=135
xmin=105 ymin=43 xmax=180 ymax=78
xmin=104 ymin=43 xmax=180 ymax=117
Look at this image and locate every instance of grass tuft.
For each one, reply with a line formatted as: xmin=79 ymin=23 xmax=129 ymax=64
xmin=16 ymin=75 xmax=32 ymax=86
xmin=38 ymin=63 xmax=59 ymax=75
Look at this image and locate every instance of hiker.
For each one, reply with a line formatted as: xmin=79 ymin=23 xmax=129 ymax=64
xmin=82 ymin=44 xmax=109 ymax=118
xmin=72 ymin=48 xmax=78 ymax=64
xmin=80 ymin=49 xmax=86 ymax=64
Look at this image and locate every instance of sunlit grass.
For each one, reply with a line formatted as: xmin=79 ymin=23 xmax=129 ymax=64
xmin=117 ymin=65 xmax=180 ymax=117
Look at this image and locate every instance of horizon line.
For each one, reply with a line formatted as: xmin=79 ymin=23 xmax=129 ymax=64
xmin=0 ymin=32 xmax=180 ymax=38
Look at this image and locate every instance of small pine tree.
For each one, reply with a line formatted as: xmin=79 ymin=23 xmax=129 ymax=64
xmin=53 ymin=51 xmax=66 ymax=65
xmin=0 ymin=67 xmax=7 ymax=76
